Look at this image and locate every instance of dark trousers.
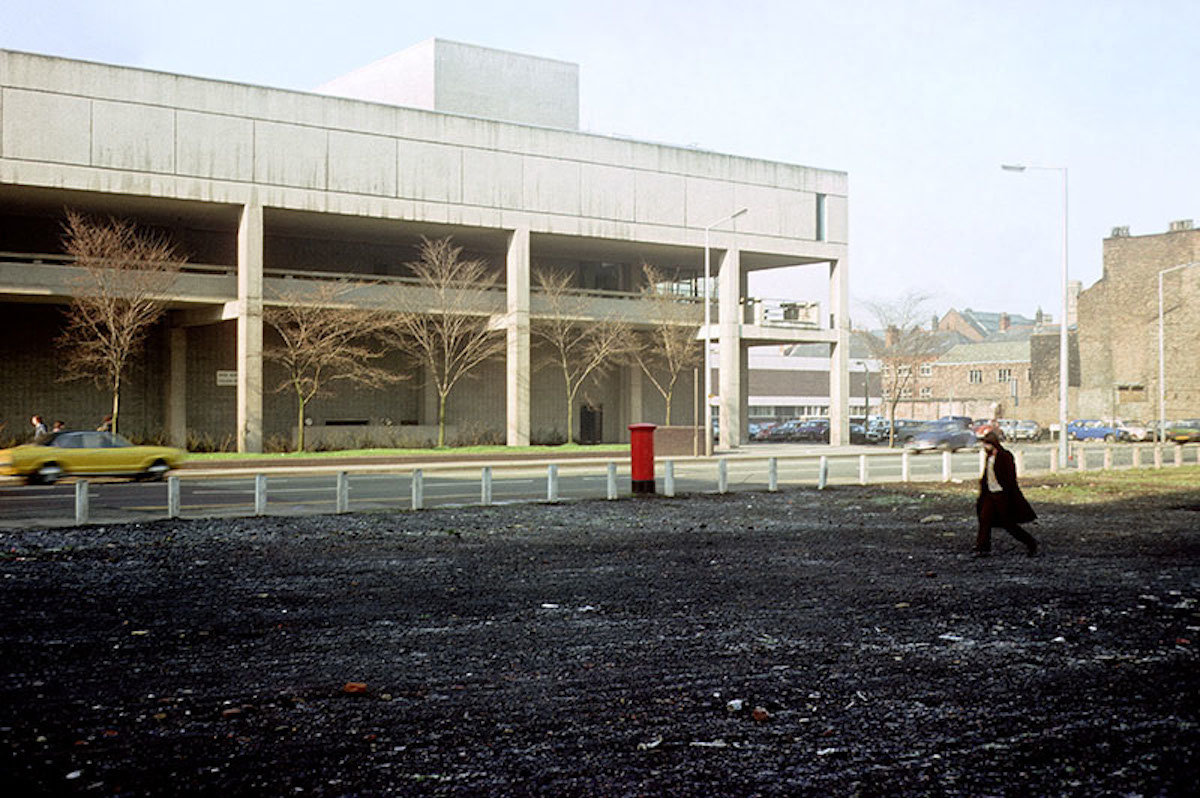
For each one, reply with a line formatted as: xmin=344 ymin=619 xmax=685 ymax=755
xmin=977 ymin=491 xmax=1037 ymax=553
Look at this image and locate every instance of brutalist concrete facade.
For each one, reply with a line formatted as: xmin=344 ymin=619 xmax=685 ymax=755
xmin=0 ymin=44 xmax=849 ymax=451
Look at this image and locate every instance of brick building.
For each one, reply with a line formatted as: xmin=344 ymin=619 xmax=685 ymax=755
xmin=1076 ymin=220 xmax=1200 ymax=423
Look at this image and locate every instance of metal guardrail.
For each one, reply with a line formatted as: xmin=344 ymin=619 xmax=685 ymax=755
xmin=30 ymin=442 xmax=1200 ymax=526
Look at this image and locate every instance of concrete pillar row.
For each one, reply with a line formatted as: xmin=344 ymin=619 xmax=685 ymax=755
xmin=237 ymin=198 xmax=264 ymax=454
xmin=165 ymin=327 xmax=187 ymax=448
xmin=506 ymin=227 xmax=531 ymax=446
xmin=717 ymin=246 xmax=743 ymax=449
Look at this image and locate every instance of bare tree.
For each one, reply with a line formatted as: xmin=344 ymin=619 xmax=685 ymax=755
xmin=632 ymin=263 xmax=702 ymax=425
xmin=264 ymin=281 xmax=403 ymax=452
xmin=532 ymin=268 xmax=634 ymax=444
xmin=382 ymin=237 xmax=506 ymax=447
xmin=856 ymin=291 xmax=941 ymax=446
xmin=56 ymin=210 xmax=185 ymax=436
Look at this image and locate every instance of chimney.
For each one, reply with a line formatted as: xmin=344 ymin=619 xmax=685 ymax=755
xmin=1168 ymin=219 xmax=1195 ymax=233
xmin=999 ymin=312 xmax=1010 ymax=333
xmin=1110 ymin=226 xmax=1130 ymax=238
xmin=885 ymin=325 xmax=899 ymax=348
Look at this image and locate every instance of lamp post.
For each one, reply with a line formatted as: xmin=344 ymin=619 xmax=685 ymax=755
xmin=704 ymin=207 xmax=748 ymax=456
xmin=1158 ymin=261 xmax=1200 ymax=442
xmin=1002 ymin=163 xmax=1069 ymax=465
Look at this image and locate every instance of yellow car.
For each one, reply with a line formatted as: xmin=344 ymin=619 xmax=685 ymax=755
xmin=0 ymin=431 xmax=186 ymax=484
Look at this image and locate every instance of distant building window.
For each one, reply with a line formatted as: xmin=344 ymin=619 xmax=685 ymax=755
xmin=900 ymin=387 xmax=913 ymax=399
xmin=997 ymin=368 xmax=1012 ymax=382
xmin=920 ymin=387 xmax=932 ymax=398
xmin=920 ymin=363 xmax=933 ymax=376
xmin=969 ymin=369 xmax=982 ymax=384
xmin=897 ymin=365 xmax=911 ymax=377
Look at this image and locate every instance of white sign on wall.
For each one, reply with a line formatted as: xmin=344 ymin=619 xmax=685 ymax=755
xmin=215 ymin=370 xmax=237 ymax=387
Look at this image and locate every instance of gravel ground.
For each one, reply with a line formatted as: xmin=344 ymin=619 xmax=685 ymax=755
xmin=2 ymin=480 xmax=1198 ymax=796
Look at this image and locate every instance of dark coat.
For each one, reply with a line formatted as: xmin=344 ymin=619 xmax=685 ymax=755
xmin=976 ymin=445 xmax=1037 ymax=524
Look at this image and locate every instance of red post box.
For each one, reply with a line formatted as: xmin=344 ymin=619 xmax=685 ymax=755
xmin=628 ymin=423 xmax=657 ymax=495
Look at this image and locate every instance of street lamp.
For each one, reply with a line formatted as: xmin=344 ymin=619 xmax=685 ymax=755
xmin=1158 ymin=261 xmax=1200 ymax=442
xmin=704 ymin=207 xmax=748 ymax=456
xmin=1002 ymin=163 xmax=1069 ymax=466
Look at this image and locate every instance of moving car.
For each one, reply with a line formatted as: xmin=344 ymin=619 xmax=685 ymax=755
xmin=907 ymin=418 xmax=978 ymax=453
xmin=0 ymin=430 xmax=186 ymax=485
xmin=1116 ymin=420 xmax=1151 ymax=442
xmin=1165 ymin=419 xmax=1200 ymax=444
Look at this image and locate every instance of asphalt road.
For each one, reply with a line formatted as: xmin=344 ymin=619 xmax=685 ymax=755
xmin=3 ymin=441 xmax=1178 ymax=528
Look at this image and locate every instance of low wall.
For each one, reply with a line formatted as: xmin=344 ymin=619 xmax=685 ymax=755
xmin=653 ymin=426 xmax=704 ymax=457
xmin=298 ymin=425 xmax=445 ymax=450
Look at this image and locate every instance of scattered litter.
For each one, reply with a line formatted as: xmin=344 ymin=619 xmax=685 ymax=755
xmin=894 ymin=602 xmax=911 ymax=609
xmin=637 ymin=735 xmax=663 ymax=751
xmin=342 ymin=682 xmax=368 ymax=694
xmin=540 ymin=603 xmax=560 ymax=610
xmin=816 ymin=747 xmax=843 ymax=757
xmin=752 ymin=706 xmax=771 ymax=722
xmin=690 ymin=739 xmax=729 ymax=748
xmin=725 ymin=699 xmax=744 ymax=712
xmin=920 ymin=515 xmax=944 ymax=524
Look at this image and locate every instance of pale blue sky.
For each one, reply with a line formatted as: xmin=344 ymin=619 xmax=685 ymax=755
xmin=4 ymin=0 xmax=1197 ymax=324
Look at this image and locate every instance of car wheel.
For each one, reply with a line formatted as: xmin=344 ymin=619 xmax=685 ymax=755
xmin=1104 ymin=434 xmax=1114 ymax=443
xmin=142 ymin=459 xmax=171 ymax=481
xmin=31 ymin=462 xmax=63 ymax=485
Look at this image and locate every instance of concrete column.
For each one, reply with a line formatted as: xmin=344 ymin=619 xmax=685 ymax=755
xmin=828 ymin=256 xmax=850 ymax=445
xmin=506 ymin=227 xmax=531 ymax=446
xmin=237 ymin=199 xmax=264 ymax=453
xmin=627 ymin=364 xmax=644 ymax=429
xmin=717 ymin=247 xmax=742 ymax=449
xmin=165 ymin=326 xmax=187 ymax=448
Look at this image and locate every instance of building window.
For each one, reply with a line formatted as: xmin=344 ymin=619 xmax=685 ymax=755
xmin=920 ymin=387 xmax=932 ymax=398
xmin=815 ymin=193 xmax=827 ymax=241
xmin=920 ymin=363 xmax=933 ymax=376
xmin=900 ymin=387 xmax=912 ymax=399
xmin=897 ymin=365 xmax=911 ymax=377
xmin=997 ymin=368 xmax=1012 ymax=382
xmin=969 ymin=369 xmax=982 ymax=384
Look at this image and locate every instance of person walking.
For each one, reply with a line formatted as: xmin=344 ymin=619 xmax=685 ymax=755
xmin=30 ymin=414 xmax=48 ymax=442
xmin=975 ymin=429 xmax=1039 ymax=557
xmin=97 ymin=415 xmax=113 ymax=433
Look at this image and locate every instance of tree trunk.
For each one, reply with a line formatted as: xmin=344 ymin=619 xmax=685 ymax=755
xmin=296 ymin=394 xmax=306 ymax=453
xmin=111 ymin=379 xmax=121 ymax=437
xmin=437 ymin=392 xmax=447 ymax=448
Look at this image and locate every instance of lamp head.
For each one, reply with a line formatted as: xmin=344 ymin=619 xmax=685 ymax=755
xmin=1001 ymin=164 xmax=1027 ymax=172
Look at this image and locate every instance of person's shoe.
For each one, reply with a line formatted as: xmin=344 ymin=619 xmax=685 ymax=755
xmin=1026 ymin=541 xmax=1040 ymax=558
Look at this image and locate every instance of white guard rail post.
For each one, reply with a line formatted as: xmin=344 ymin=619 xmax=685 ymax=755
xmin=1078 ymin=448 xmax=1087 ymax=472
xmin=664 ymin=460 xmax=676 ymax=497
xmin=901 ymin=451 xmax=910 ymax=482
xmin=942 ymin=450 xmax=952 ymax=482
xmin=1050 ymin=447 xmax=1058 ymax=472
xmin=1014 ymin=450 xmax=1024 ymax=476
xmin=606 ymin=462 xmax=617 ymax=500
xmin=717 ymin=458 xmax=728 ymax=494
xmin=1154 ymin=446 xmax=1163 ymax=469
xmin=481 ymin=466 xmax=492 ymax=505
xmin=1175 ymin=446 xmax=1184 ymax=467
xmin=818 ymin=456 xmax=829 ymax=490
xmin=411 ymin=469 xmax=424 ymax=510
xmin=768 ymin=457 xmax=778 ymax=492
xmin=859 ymin=455 xmax=868 ymax=485
xmin=254 ymin=474 xmax=267 ymax=516
xmin=75 ymin=479 xmax=89 ymax=525
xmin=1103 ymin=448 xmax=1112 ymax=471
xmin=167 ymin=475 xmax=181 ymax=519
xmin=1132 ymin=446 xmax=1141 ymax=469
xmin=547 ymin=464 xmax=559 ymax=502
xmin=336 ymin=472 xmax=349 ymax=514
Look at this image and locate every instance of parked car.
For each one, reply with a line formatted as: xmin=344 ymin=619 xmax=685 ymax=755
xmin=0 ymin=430 xmax=186 ymax=485
xmin=797 ymin=418 xmax=830 ymax=442
xmin=907 ymin=419 xmax=978 ymax=453
xmin=875 ymin=419 xmax=923 ymax=445
xmin=1011 ymin=420 xmax=1044 ymax=442
xmin=1067 ymin=419 xmax=1129 ymax=442
xmin=971 ymin=419 xmax=1004 ymax=440
xmin=849 ymin=422 xmax=869 ymax=445
xmin=996 ymin=419 xmax=1019 ymax=440
xmin=1115 ymin=420 xmax=1151 ymax=442
xmin=1165 ymin=419 xmax=1200 ymax=444
xmin=765 ymin=419 xmax=804 ymax=441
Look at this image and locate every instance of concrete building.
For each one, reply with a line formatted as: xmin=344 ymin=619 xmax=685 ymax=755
xmin=0 ymin=41 xmax=849 ymax=451
xmin=1076 ymin=220 xmax=1200 ymax=424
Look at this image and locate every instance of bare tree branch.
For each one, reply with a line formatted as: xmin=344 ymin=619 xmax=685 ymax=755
xmin=264 ymin=280 xmax=403 ymax=452
xmin=382 ymin=237 xmax=506 ymax=447
xmin=632 ymin=263 xmax=702 ymax=425
xmin=55 ymin=210 xmax=185 ymax=436
xmin=856 ymin=291 xmax=941 ymax=446
xmin=532 ymin=268 xmax=634 ymax=444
